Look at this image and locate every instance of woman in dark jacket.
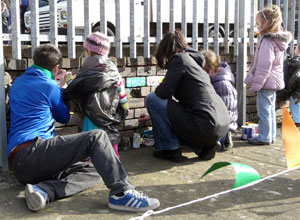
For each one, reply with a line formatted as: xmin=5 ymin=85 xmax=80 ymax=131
xmin=139 ymin=30 xmax=230 ymax=162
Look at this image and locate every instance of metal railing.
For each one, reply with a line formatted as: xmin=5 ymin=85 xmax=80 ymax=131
xmin=0 ymin=0 xmax=299 ymax=171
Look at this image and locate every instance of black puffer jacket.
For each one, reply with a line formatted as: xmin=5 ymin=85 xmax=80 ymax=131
xmin=155 ymin=48 xmax=230 ymax=145
xmin=63 ymin=55 xmax=127 ymax=144
xmin=281 ymin=56 xmax=300 ymax=104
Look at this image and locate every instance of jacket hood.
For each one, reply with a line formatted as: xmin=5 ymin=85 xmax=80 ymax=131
xmin=185 ymin=47 xmax=206 ymax=68
xmin=211 ymin=62 xmax=235 ymax=85
xmin=263 ymin=31 xmax=292 ymax=51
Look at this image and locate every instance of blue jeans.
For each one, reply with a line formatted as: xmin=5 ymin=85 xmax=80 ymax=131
xmin=290 ymin=96 xmax=300 ymax=123
xmin=256 ymin=89 xmax=276 ymax=143
xmin=145 ymin=93 xmax=180 ymax=150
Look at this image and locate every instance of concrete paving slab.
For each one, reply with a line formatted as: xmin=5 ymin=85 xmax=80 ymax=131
xmin=1 ymin=128 xmax=300 ymax=220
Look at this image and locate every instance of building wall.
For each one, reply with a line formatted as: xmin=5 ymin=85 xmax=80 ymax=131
xmin=4 ymin=45 xmax=288 ymax=139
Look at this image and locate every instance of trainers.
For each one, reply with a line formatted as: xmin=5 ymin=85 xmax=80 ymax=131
xmin=248 ymin=138 xmax=271 ymax=145
xmin=108 ymin=189 xmax=160 ymax=212
xmin=198 ymin=142 xmax=221 ymax=160
xmin=223 ymin=132 xmax=233 ymax=151
xmin=25 ymin=184 xmax=48 ymax=212
xmin=153 ymin=148 xmax=185 ymax=162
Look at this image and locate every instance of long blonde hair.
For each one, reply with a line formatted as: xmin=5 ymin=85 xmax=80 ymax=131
xmin=258 ymin=5 xmax=282 ymax=35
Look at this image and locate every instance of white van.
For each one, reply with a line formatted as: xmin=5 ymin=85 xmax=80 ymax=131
xmin=24 ymin=0 xmax=255 ymax=39
xmin=24 ymin=0 xmax=144 ymax=37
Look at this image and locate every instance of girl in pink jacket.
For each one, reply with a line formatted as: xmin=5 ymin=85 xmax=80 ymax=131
xmin=244 ymin=5 xmax=292 ymax=145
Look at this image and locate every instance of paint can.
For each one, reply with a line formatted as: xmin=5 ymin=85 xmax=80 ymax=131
xmin=241 ymin=126 xmax=249 ymax=140
xmin=247 ymin=126 xmax=254 ymax=139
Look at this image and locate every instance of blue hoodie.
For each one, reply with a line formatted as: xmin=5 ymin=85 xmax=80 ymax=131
xmin=7 ymin=66 xmax=70 ymax=157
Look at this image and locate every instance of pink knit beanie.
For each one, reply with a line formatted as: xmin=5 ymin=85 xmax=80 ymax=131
xmin=84 ymin=32 xmax=110 ymax=56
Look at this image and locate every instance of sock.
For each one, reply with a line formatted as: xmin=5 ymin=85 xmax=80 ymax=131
xmin=112 ymin=144 xmax=120 ymax=158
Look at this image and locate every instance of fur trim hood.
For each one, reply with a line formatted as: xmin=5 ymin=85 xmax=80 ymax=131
xmin=262 ymin=31 xmax=292 ymax=51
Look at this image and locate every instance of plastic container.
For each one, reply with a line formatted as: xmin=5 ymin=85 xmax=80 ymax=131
xmin=133 ymin=133 xmax=141 ymax=149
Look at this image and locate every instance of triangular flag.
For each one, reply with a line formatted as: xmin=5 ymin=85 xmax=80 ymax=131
xmin=201 ymin=162 xmax=260 ymax=188
xmin=282 ymin=105 xmax=300 ymax=169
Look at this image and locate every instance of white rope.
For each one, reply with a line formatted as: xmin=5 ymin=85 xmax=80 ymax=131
xmin=128 ymin=165 xmax=300 ymax=220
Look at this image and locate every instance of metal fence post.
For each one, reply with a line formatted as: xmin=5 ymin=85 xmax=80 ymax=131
xmin=67 ymin=0 xmax=76 ymax=59
xmin=0 ymin=0 xmax=8 ymax=172
xmin=236 ymin=0 xmax=247 ymax=126
xmin=31 ymin=0 xmax=40 ymax=56
xmin=192 ymin=0 xmax=198 ymax=50
xmin=11 ymin=0 xmax=21 ymax=60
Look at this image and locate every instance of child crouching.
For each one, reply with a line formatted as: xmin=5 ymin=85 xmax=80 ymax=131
xmin=202 ymin=50 xmax=238 ymax=150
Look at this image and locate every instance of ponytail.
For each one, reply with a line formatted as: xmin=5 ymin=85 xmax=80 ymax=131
xmin=258 ymin=5 xmax=283 ymax=35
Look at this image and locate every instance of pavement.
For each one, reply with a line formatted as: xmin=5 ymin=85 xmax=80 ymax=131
xmin=1 ymin=128 xmax=300 ymax=220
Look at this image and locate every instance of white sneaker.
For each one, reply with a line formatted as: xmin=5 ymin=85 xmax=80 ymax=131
xmin=25 ymin=184 xmax=48 ymax=212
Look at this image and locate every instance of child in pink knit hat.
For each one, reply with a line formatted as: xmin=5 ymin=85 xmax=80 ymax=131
xmin=64 ymin=32 xmax=129 ymax=158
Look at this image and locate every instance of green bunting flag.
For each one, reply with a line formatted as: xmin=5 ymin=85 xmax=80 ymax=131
xmin=201 ymin=162 xmax=261 ymax=189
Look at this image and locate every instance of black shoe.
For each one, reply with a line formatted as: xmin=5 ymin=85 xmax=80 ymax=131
xmin=198 ymin=142 xmax=221 ymax=160
xmin=248 ymin=138 xmax=271 ymax=145
xmin=153 ymin=148 xmax=185 ymax=162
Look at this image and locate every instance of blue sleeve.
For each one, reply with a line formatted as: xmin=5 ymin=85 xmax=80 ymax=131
xmin=49 ymin=84 xmax=70 ymax=124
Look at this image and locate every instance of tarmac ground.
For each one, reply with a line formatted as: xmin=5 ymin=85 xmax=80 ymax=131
xmin=1 ymin=128 xmax=300 ymax=220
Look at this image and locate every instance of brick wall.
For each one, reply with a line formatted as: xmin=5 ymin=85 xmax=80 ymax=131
xmin=3 ymin=45 xmax=288 ymax=138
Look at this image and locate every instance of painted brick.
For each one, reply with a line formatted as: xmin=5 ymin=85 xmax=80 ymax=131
xmin=137 ymin=66 xmax=156 ymax=76
xmin=128 ymin=98 xmax=145 ymax=108
xmin=124 ymin=119 xmax=139 ymax=129
xmin=126 ymin=77 xmax=146 ymax=87
xmin=141 ymin=87 xmax=151 ymax=96
xmin=147 ymin=76 xmax=164 ymax=86
xmin=118 ymin=67 xmax=137 ymax=77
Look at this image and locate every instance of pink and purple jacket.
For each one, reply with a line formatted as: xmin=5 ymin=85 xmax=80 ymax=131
xmin=244 ymin=32 xmax=292 ymax=91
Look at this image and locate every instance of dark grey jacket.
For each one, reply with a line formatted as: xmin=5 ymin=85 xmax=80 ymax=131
xmin=155 ymin=48 xmax=230 ymax=145
xmin=63 ymin=55 xmax=127 ymax=144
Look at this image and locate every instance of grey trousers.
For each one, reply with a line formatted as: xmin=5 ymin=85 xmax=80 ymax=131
xmin=11 ymin=130 xmax=134 ymax=202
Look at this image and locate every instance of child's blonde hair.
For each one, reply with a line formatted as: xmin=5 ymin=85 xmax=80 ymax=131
xmin=201 ymin=50 xmax=219 ymax=74
xmin=258 ymin=5 xmax=282 ymax=35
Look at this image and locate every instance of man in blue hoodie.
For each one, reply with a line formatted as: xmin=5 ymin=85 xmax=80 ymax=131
xmin=8 ymin=44 xmax=159 ymax=213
